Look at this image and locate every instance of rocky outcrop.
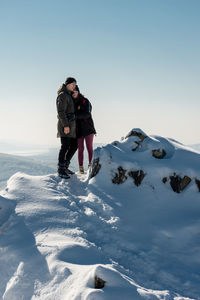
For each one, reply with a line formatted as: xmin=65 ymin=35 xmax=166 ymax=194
xmin=112 ymin=167 xmax=127 ymax=184
xmin=169 ymin=174 xmax=191 ymax=193
xmin=126 ymin=129 xmax=147 ymax=141
xmin=125 ymin=129 xmax=147 ymax=151
xmin=152 ymin=149 xmax=166 ymax=159
xmin=112 ymin=167 xmax=146 ymax=186
xmin=90 ymin=158 xmax=101 ymax=178
xmin=128 ymin=170 xmax=145 ymax=186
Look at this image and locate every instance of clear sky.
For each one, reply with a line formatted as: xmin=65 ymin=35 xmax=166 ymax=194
xmin=0 ymin=0 xmax=199 ymax=146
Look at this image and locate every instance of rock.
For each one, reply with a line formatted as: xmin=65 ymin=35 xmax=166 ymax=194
xmin=180 ymin=176 xmax=191 ymax=191
xmin=152 ymin=149 xmax=166 ymax=159
xmin=90 ymin=158 xmax=101 ymax=178
xmin=128 ymin=170 xmax=145 ymax=186
xmin=94 ymin=275 xmax=106 ymax=289
xmin=162 ymin=177 xmax=168 ymax=184
xmin=112 ymin=166 xmax=127 ymax=184
xmin=169 ymin=174 xmax=191 ymax=193
xmin=195 ymin=178 xmax=200 ymax=192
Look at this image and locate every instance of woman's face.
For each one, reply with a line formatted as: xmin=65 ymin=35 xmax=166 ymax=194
xmin=72 ymin=90 xmax=79 ymax=99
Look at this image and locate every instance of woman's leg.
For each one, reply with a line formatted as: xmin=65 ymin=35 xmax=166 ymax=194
xmin=78 ymin=137 xmax=84 ymax=166
xmin=85 ymin=134 xmax=94 ymax=165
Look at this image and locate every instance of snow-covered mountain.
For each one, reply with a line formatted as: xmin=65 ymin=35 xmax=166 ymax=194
xmin=0 ymin=128 xmax=200 ymax=300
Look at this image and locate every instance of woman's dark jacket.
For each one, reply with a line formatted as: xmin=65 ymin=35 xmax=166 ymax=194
xmin=75 ymin=94 xmax=96 ymax=138
xmin=56 ymin=84 xmax=76 ymax=138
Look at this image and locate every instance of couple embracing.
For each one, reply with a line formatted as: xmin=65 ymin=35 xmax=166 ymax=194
xmin=56 ymin=77 xmax=96 ymax=179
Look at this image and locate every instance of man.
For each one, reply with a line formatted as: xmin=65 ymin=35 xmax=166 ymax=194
xmin=56 ymin=77 xmax=78 ymax=178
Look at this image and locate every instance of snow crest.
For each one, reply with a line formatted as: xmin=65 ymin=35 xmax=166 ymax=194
xmin=0 ymin=129 xmax=200 ymax=300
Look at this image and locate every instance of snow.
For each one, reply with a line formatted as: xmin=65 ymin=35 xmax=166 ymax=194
xmin=0 ymin=129 xmax=200 ymax=299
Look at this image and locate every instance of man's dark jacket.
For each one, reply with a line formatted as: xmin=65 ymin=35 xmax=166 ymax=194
xmin=56 ymin=85 xmax=76 ymax=138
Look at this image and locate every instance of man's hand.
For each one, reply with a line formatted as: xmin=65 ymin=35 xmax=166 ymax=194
xmin=64 ymin=126 xmax=70 ymax=135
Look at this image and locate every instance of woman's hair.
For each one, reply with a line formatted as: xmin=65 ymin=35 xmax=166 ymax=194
xmin=57 ymin=83 xmax=67 ymax=95
xmin=75 ymin=85 xmax=80 ymax=93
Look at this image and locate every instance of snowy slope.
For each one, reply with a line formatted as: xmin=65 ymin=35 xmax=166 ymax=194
xmin=0 ymin=129 xmax=200 ymax=300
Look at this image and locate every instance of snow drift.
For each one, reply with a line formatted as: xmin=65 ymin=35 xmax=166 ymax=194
xmin=0 ymin=128 xmax=200 ymax=300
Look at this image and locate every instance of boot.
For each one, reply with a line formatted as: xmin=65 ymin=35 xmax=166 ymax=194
xmin=58 ymin=163 xmax=70 ymax=179
xmin=65 ymin=160 xmax=75 ymax=175
xmin=79 ymin=165 xmax=84 ymax=174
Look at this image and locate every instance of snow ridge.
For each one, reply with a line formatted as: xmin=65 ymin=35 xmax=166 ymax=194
xmin=0 ymin=129 xmax=200 ymax=300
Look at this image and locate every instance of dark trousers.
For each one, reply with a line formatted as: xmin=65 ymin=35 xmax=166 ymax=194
xmin=58 ymin=137 xmax=78 ymax=165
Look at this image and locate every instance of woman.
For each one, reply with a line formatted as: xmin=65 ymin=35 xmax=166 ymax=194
xmin=56 ymin=77 xmax=78 ymax=179
xmin=72 ymin=86 xmax=96 ymax=174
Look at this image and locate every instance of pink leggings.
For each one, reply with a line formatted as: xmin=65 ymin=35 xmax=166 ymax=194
xmin=78 ymin=134 xmax=94 ymax=166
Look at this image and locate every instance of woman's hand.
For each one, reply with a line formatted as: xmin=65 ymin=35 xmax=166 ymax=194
xmin=64 ymin=127 xmax=70 ymax=135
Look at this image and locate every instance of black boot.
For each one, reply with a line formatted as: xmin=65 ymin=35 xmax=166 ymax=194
xmin=65 ymin=160 xmax=75 ymax=175
xmin=58 ymin=163 xmax=70 ymax=179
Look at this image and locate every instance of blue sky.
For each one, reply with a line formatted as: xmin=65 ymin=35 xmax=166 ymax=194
xmin=0 ymin=0 xmax=199 ymax=146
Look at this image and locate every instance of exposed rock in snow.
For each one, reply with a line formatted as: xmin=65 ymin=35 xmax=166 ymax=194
xmin=169 ymin=174 xmax=192 ymax=193
xmin=152 ymin=148 xmax=166 ymax=159
xmin=195 ymin=178 xmax=200 ymax=192
xmin=112 ymin=166 xmax=127 ymax=184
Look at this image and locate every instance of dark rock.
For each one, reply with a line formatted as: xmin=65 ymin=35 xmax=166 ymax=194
xmin=90 ymin=158 xmax=101 ymax=178
xmin=112 ymin=166 xmax=127 ymax=184
xmin=195 ymin=178 xmax=200 ymax=192
xmin=169 ymin=174 xmax=191 ymax=193
xmin=128 ymin=170 xmax=145 ymax=186
xmin=180 ymin=176 xmax=191 ymax=191
xmin=162 ymin=177 xmax=168 ymax=184
xmin=152 ymin=149 xmax=166 ymax=159
xmin=94 ymin=275 xmax=106 ymax=289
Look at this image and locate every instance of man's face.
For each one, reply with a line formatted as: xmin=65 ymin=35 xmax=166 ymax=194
xmin=66 ymin=82 xmax=76 ymax=92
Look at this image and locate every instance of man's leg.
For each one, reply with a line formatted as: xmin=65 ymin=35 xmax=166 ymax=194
xmin=58 ymin=137 xmax=71 ymax=163
xmin=58 ymin=137 xmax=71 ymax=178
xmin=65 ymin=138 xmax=78 ymax=174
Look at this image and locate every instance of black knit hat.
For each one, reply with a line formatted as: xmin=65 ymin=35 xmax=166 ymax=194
xmin=65 ymin=77 xmax=76 ymax=85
